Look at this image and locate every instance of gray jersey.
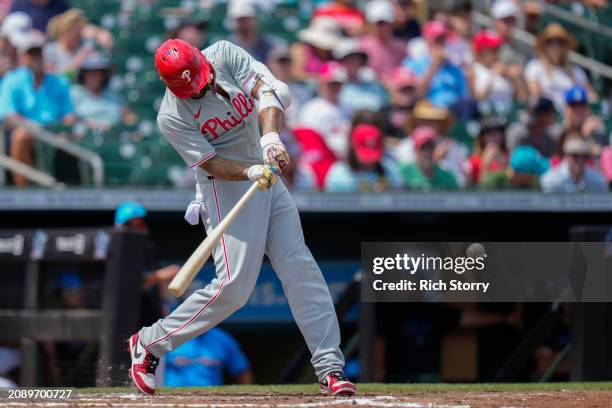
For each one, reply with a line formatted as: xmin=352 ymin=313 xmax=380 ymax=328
xmin=157 ymin=41 xmax=274 ymax=199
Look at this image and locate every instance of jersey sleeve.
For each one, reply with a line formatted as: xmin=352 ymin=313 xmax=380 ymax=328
xmin=157 ymin=111 xmax=216 ymax=168
xmin=218 ymin=40 xmax=266 ymax=96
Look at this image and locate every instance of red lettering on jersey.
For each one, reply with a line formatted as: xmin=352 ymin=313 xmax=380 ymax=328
xmin=199 ymin=93 xmax=255 ymax=140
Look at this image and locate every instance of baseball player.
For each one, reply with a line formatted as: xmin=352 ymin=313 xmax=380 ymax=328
xmin=127 ymin=39 xmax=356 ymax=397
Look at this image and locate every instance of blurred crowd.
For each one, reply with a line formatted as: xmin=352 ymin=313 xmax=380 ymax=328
xmin=0 ymin=0 xmax=611 ymax=192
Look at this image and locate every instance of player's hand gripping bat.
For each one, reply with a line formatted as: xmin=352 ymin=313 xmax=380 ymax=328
xmin=168 ymin=181 xmax=260 ymax=297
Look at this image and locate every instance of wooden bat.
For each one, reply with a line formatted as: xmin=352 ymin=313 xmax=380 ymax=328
xmin=168 ymin=181 xmax=260 ymax=297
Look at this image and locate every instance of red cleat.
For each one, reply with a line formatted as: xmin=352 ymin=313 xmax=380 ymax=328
xmin=127 ymin=333 xmax=159 ymax=395
xmin=319 ymin=371 xmax=357 ymax=396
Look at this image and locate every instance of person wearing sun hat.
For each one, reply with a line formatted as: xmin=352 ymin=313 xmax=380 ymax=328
xmin=399 ymin=125 xmax=459 ymax=190
xmin=324 ymin=123 xmax=402 ymax=192
xmin=524 ymin=23 xmax=596 ymax=109
xmin=541 ymin=136 xmax=607 ymax=193
xmin=358 ymin=0 xmax=407 ymax=80
xmin=292 ymin=16 xmax=344 ymax=81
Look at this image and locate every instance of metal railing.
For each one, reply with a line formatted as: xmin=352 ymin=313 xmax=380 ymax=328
xmin=472 ymin=11 xmax=612 ymax=81
xmin=530 ymin=0 xmax=612 ymax=41
xmin=3 ymin=118 xmax=105 ymax=187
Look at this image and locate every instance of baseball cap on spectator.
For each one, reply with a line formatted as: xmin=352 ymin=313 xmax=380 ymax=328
xmin=351 ymin=124 xmax=384 ymax=164
xmin=412 ymin=126 xmax=439 ymax=149
xmin=563 ymin=137 xmax=599 ymax=156
xmin=600 ymin=146 xmax=612 ymax=182
xmin=56 ymin=272 xmax=83 ymax=290
xmin=530 ymin=97 xmax=556 ymax=115
xmin=0 ymin=12 xmax=33 ymax=46
xmin=319 ymin=61 xmax=347 ymax=83
xmin=565 ymin=85 xmax=588 ymax=105
xmin=472 ymin=30 xmax=504 ymax=53
xmin=115 ymin=201 xmax=147 ymax=226
xmin=14 ymin=30 xmax=45 ymax=54
xmin=510 ymin=145 xmax=550 ymax=175
xmin=479 ymin=116 xmax=506 ymax=135
xmin=268 ymin=46 xmax=291 ymax=63
xmin=365 ymin=0 xmax=395 ymax=24
xmin=297 ymin=17 xmax=343 ymax=51
xmin=422 ymin=21 xmax=449 ymax=42
xmin=333 ymin=38 xmax=367 ymax=62
xmin=228 ymin=1 xmax=256 ymax=19
xmin=386 ymin=67 xmax=417 ymax=90
xmin=490 ymin=0 xmax=519 ymax=20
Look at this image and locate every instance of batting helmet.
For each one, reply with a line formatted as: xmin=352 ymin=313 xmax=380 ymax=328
xmin=154 ymin=39 xmax=211 ymax=99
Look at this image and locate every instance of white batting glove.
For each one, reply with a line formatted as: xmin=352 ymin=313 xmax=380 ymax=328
xmin=246 ymin=164 xmax=279 ymax=190
xmin=261 ymin=132 xmax=290 ymax=170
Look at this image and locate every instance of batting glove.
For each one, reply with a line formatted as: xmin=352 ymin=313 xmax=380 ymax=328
xmin=261 ymin=132 xmax=290 ymax=170
xmin=246 ymin=164 xmax=279 ymax=190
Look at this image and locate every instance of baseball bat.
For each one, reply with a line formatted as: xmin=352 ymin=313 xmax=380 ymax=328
xmin=168 ymin=181 xmax=260 ymax=297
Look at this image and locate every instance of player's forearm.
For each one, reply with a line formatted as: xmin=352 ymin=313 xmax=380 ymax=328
xmin=199 ymin=156 xmax=250 ymax=181
xmin=260 ymin=107 xmax=284 ymax=135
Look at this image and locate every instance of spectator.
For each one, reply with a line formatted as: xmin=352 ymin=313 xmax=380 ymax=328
xmin=292 ymin=16 xmax=343 ymax=81
xmin=380 ymin=67 xmax=418 ymax=139
xmin=445 ymin=3 xmax=473 ymax=69
xmin=0 ymin=12 xmax=33 ymax=81
xmin=468 ymin=30 xmax=526 ymax=111
xmin=266 ymin=46 xmax=314 ymax=128
xmin=298 ymin=62 xmax=350 ymax=158
xmin=164 ymin=328 xmax=253 ymax=387
xmin=490 ymin=0 xmax=527 ymax=67
xmin=392 ymin=0 xmax=421 ymax=41
xmin=400 ymin=126 xmax=459 ymax=190
xmin=70 ymin=52 xmax=137 ymax=131
xmin=324 ymin=123 xmax=401 ymax=192
xmin=524 ymin=23 xmax=596 ymax=109
xmin=395 ymin=101 xmax=468 ymax=186
xmin=468 ymin=116 xmax=508 ymax=185
xmin=480 ymin=145 xmax=548 ymax=190
xmin=359 ymin=0 xmax=407 ymax=80
xmin=0 ymin=31 xmax=75 ymax=186
xmin=313 ymin=0 xmax=365 ymax=36
xmin=334 ymin=39 xmax=388 ymax=114
xmin=403 ymin=21 xmax=469 ymax=109
xmin=562 ymin=85 xmax=607 ymax=148
xmin=169 ymin=19 xmax=208 ymax=49
xmin=506 ymin=97 xmax=560 ymax=157
xmin=10 ymin=0 xmax=69 ymax=33
xmin=227 ymin=1 xmax=282 ymax=63
xmin=114 ymin=202 xmax=181 ymax=321
xmin=541 ymin=137 xmax=608 ymax=193
xmin=44 ymin=8 xmax=114 ymax=76
xmin=601 ymin=146 xmax=612 ymax=189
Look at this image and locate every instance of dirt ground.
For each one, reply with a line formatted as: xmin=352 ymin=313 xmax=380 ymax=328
xmin=3 ymin=390 xmax=612 ymax=408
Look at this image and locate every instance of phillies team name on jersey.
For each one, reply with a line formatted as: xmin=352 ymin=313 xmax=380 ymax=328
xmin=200 ymin=93 xmax=255 ymax=140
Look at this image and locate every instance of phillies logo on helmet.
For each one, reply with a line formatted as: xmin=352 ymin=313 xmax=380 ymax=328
xmin=181 ymin=69 xmax=192 ymax=82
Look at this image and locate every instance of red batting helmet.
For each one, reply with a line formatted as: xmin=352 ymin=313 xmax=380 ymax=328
xmin=154 ymin=39 xmax=211 ymax=99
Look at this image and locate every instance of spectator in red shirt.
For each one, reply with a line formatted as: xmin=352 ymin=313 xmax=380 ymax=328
xmin=468 ymin=117 xmax=508 ymax=185
xmin=359 ymin=0 xmax=407 ymax=81
xmin=313 ymin=0 xmax=365 ymax=36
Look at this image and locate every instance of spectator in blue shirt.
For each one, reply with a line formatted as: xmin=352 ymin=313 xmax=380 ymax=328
xmin=10 ymin=0 xmax=69 ymax=33
xmin=403 ymin=21 xmax=468 ymax=109
xmin=0 ymin=30 xmax=75 ymax=186
xmin=334 ymin=39 xmax=388 ymax=114
xmin=164 ymin=328 xmax=253 ymax=387
xmin=541 ymin=137 xmax=608 ymax=193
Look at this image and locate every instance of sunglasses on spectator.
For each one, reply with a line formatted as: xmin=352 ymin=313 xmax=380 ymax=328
xmin=568 ymin=102 xmax=587 ymax=108
xmin=501 ymin=16 xmax=517 ymax=25
xmin=546 ymin=38 xmax=567 ymax=46
xmin=568 ymin=153 xmax=591 ymax=160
